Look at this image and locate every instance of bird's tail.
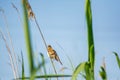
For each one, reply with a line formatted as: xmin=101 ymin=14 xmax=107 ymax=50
xmin=55 ymin=56 xmax=63 ymax=65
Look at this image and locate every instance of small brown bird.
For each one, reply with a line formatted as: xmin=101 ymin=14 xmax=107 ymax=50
xmin=47 ymin=45 xmax=63 ymax=65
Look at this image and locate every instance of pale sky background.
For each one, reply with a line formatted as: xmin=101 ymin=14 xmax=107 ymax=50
xmin=0 ymin=0 xmax=120 ymax=80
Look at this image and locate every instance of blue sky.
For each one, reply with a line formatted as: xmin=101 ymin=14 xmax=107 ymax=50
xmin=0 ymin=0 xmax=120 ymax=80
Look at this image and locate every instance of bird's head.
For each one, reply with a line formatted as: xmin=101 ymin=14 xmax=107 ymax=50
xmin=48 ymin=45 xmax=52 ymax=48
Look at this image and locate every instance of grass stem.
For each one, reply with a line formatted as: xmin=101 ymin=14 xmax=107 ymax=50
xmin=0 ymin=9 xmax=19 ymax=78
xmin=22 ymin=0 xmax=34 ymax=75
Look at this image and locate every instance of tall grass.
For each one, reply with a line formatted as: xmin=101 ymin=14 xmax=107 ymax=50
xmin=21 ymin=51 xmax=25 ymax=80
xmin=99 ymin=66 xmax=107 ymax=80
xmin=22 ymin=0 xmax=34 ymax=77
xmin=11 ymin=3 xmax=23 ymax=25
xmin=85 ymin=0 xmax=95 ymax=79
xmin=0 ymin=9 xmax=19 ymax=79
xmin=25 ymin=1 xmax=59 ymax=77
xmin=0 ymin=29 xmax=17 ymax=79
xmin=21 ymin=0 xmax=71 ymax=80
xmin=72 ymin=0 xmax=95 ymax=80
xmin=113 ymin=52 xmax=120 ymax=69
xmin=0 ymin=0 xmax=120 ymax=80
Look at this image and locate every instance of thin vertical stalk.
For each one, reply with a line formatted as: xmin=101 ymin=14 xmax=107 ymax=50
xmin=0 ymin=29 xmax=17 ymax=79
xmin=22 ymin=0 xmax=34 ymax=75
xmin=24 ymin=0 xmax=58 ymax=76
xmin=0 ymin=9 xmax=19 ymax=78
xmin=113 ymin=52 xmax=120 ymax=69
xmin=11 ymin=3 xmax=23 ymax=25
xmin=85 ymin=0 xmax=95 ymax=80
xmin=23 ymin=0 xmax=58 ymax=79
xmin=34 ymin=17 xmax=47 ymax=49
xmin=21 ymin=51 xmax=25 ymax=80
xmin=34 ymin=16 xmax=58 ymax=80
xmin=40 ymin=53 xmax=48 ymax=80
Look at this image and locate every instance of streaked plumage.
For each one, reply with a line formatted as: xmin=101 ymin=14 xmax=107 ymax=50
xmin=47 ymin=45 xmax=62 ymax=65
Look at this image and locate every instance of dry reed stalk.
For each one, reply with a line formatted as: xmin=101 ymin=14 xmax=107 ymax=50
xmin=25 ymin=1 xmax=59 ymax=78
xmin=11 ymin=3 xmax=23 ymax=25
xmin=0 ymin=9 xmax=19 ymax=78
xmin=0 ymin=29 xmax=17 ymax=79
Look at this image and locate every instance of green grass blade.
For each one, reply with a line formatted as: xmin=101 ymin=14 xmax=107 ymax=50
xmin=85 ymin=0 xmax=95 ymax=68
xmin=22 ymin=0 xmax=34 ymax=75
xmin=30 ymin=56 xmax=46 ymax=80
xmin=72 ymin=62 xmax=87 ymax=80
xmin=17 ymin=74 xmax=71 ymax=79
xmin=40 ymin=53 xmax=47 ymax=74
xmin=21 ymin=51 xmax=25 ymax=80
xmin=85 ymin=0 xmax=95 ymax=79
xmin=90 ymin=44 xmax=94 ymax=69
xmin=99 ymin=66 xmax=107 ymax=80
xmin=40 ymin=53 xmax=48 ymax=80
xmin=84 ymin=62 xmax=91 ymax=80
xmin=113 ymin=52 xmax=120 ymax=69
